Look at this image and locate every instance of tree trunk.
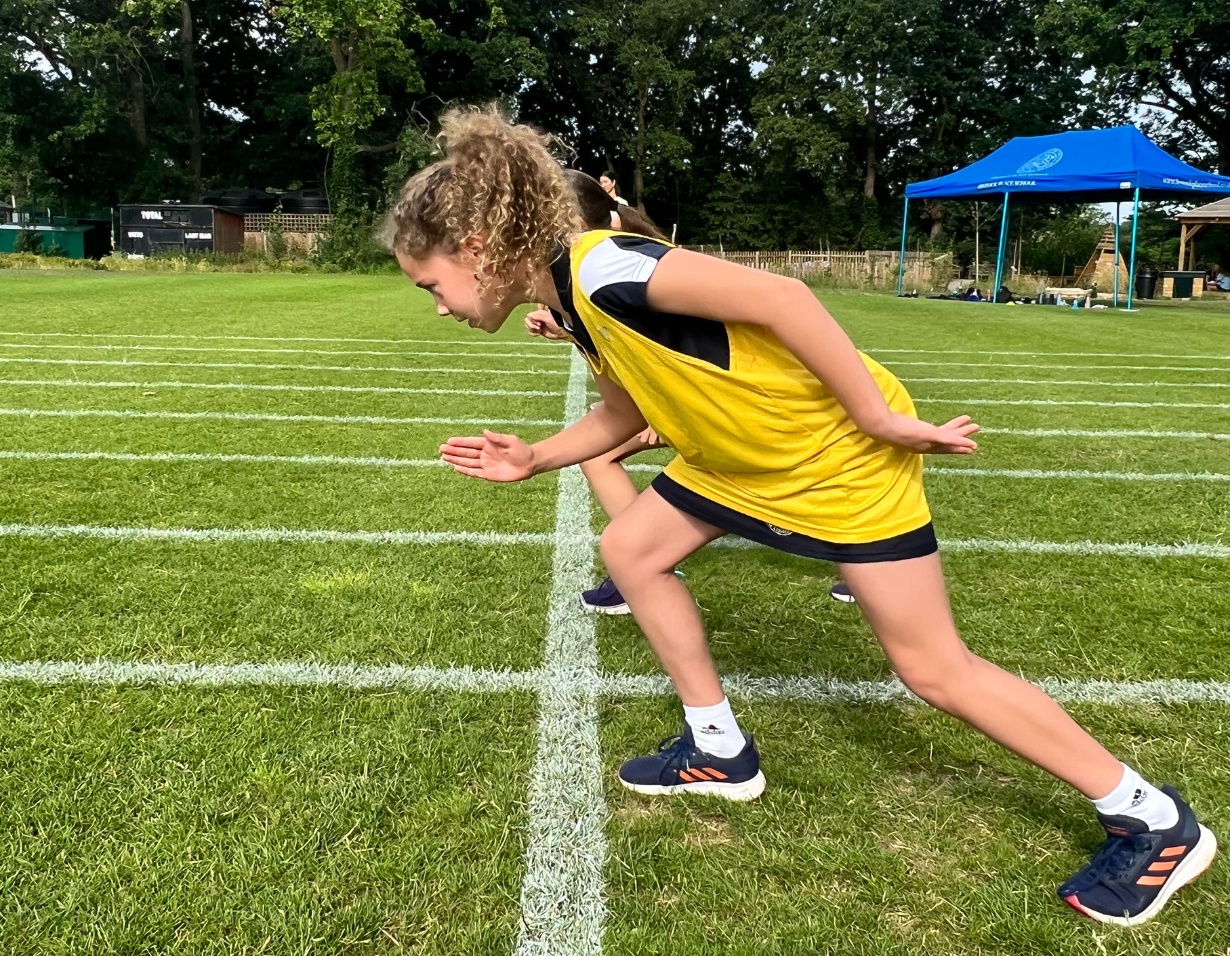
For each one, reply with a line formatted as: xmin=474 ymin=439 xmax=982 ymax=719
xmin=128 ymin=66 xmax=148 ymax=147
xmin=863 ymin=69 xmax=878 ymax=200
xmin=634 ymin=81 xmax=647 ymax=210
xmin=925 ymin=200 xmax=944 ymax=239
xmin=181 ymin=0 xmax=203 ymax=202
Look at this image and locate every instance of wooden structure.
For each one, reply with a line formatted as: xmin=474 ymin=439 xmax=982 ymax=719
xmin=1177 ymin=197 xmax=1230 ymax=270
xmin=118 ymin=205 xmax=244 ymax=256
xmin=1074 ymin=227 xmax=1129 ymax=292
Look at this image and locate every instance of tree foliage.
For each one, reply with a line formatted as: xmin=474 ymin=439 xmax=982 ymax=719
xmin=2 ymin=0 xmax=1224 ymax=262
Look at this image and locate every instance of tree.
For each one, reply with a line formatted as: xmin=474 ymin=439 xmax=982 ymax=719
xmin=1043 ymin=0 xmax=1230 ymax=173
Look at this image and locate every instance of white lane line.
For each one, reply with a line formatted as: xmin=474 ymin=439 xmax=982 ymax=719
xmin=982 ymin=427 xmax=1230 ymax=441
xmin=601 ymin=673 xmax=1230 ymax=706
xmin=0 ymin=378 xmax=559 ymax=397
xmin=941 ymin=538 xmax=1230 ymax=559
xmin=3 ymin=522 xmax=1226 ymax=560
xmin=0 ymin=450 xmax=451 ymax=469
xmin=928 ymin=467 xmax=1230 ymax=482
xmin=0 ymin=660 xmax=540 ymax=693
xmin=0 ymin=523 xmax=552 ymax=547
xmin=3 ymin=659 xmax=1229 ymax=707
xmin=870 ymin=348 xmax=1230 ymax=361
xmin=905 ymin=376 xmax=1230 ymax=389
xmin=6 ymin=450 xmax=1227 ymax=484
xmin=516 ymin=348 xmax=605 ymax=956
xmin=888 ymin=360 xmax=1230 ymax=374
xmin=0 ymin=331 xmax=559 ymax=350
xmin=0 ymin=343 xmax=567 ymax=362
xmin=0 ymin=358 xmax=567 ymax=377
xmin=0 ymin=407 xmax=562 ymax=428
xmin=918 ymin=397 xmax=1230 ymax=409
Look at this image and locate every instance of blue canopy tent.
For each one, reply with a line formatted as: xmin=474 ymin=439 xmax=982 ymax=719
xmin=898 ymin=126 xmax=1230 ymax=308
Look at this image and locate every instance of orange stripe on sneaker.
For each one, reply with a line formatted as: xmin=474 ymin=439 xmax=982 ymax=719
xmin=1149 ymin=861 xmax=1177 ymax=872
xmin=706 ymin=768 xmax=728 ymax=781
xmin=678 ymin=770 xmax=697 ymax=782
xmin=1160 ymin=845 xmax=1188 ymax=858
xmin=1137 ymin=876 xmax=1168 ymax=886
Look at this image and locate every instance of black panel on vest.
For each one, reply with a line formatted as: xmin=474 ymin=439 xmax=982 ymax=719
xmin=589 ymin=281 xmax=731 ymax=371
xmin=549 ymin=248 xmax=599 ymax=361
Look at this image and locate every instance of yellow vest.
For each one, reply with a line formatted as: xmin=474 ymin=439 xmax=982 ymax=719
xmin=567 ymin=230 xmax=930 ymax=543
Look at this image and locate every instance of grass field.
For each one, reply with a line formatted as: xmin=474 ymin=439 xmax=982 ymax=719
xmin=0 ymin=269 xmax=1228 ymax=956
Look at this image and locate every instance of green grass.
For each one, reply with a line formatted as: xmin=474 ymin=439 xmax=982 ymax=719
xmin=1 ymin=271 xmax=1228 ymax=954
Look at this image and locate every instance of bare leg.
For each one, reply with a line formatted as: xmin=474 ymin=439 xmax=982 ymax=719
xmin=600 ymin=488 xmax=726 ymax=705
xmin=580 ymin=435 xmax=664 ymax=520
xmin=840 ymin=553 xmax=1123 ymax=799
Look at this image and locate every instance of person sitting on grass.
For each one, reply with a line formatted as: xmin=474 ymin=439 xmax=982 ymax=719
xmin=528 ymin=170 xmax=855 ymax=610
xmin=393 ymin=105 xmax=1215 ymax=928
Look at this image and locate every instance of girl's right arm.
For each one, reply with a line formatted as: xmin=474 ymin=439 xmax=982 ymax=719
xmin=440 ymin=371 xmax=646 ymax=481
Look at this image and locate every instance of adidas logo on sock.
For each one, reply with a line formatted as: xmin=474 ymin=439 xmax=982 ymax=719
xmin=697 ymin=723 xmax=725 ymax=736
xmin=1129 ymin=787 xmax=1147 ymax=809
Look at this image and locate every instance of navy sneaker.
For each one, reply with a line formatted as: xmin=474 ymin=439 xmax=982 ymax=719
xmin=829 ymin=582 xmax=856 ymax=604
xmin=1059 ymin=785 xmax=1217 ymax=926
xmin=580 ymin=576 xmax=630 ymax=615
xmin=618 ymin=724 xmax=766 ymax=802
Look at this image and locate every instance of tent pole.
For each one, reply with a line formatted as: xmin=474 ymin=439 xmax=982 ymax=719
xmin=1113 ymin=202 xmax=1121 ymax=307
xmin=1126 ymin=187 xmax=1141 ymax=310
xmin=1178 ymin=223 xmax=1187 ymax=272
xmin=895 ymin=195 xmax=909 ymax=295
xmin=992 ymin=192 xmax=1010 ymax=302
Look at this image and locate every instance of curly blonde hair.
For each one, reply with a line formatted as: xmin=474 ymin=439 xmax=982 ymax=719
xmin=390 ymin=105 xmax=583 ymax=296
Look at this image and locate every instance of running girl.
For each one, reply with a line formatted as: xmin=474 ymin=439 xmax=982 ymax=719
xmin=390 ymin=106 xmax=1215 ymax=927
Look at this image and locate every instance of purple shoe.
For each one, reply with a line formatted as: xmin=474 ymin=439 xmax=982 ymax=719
xmin=829 ymin=582 xmax=856 ymax=604
xmin=580 ymin=577 xmax=631 ymax=615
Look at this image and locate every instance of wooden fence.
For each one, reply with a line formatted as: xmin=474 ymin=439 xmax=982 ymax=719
xmin=683 ymin=248 xmax=954 ymax=290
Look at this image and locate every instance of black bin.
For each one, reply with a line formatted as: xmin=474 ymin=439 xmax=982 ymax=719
xmin=1135 ymin=268 xmax=1159 ymax=300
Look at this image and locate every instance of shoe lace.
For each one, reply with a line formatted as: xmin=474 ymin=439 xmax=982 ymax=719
xmin=654 ymin=734 xmax=698 ymax=773
xmin=1079 ymin=833 xmax=1156 ymax=900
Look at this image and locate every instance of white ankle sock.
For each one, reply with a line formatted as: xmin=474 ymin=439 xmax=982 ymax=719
xmin=1091 ymin=763 xmax=1179 ymax=831
xmin=684 ymin=697 xmax=744 ymax=758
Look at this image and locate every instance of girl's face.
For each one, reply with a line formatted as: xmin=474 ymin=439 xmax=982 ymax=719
xmin=396 ymin=245 xmax=515 ymax=333
xmin=599 ymin=174 xmax=615 ymax=195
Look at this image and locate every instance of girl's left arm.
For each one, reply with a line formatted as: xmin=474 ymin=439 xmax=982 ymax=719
xmin=644 ymin=249 xmax=979 ymax=455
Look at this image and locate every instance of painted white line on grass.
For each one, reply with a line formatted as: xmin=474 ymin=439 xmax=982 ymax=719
xmin=982 ymin=427 xmax=1230 ymax=441
xmin=0 ymin=343 xmax=568 ymax=362
xmin=3 ymin=659 xmax=1229 ymax=708
xmin=0 ymin=406 xmax=562 ymax=428
xmin=941 ymin=538 xmax=1230 ymax=559
xmin=4 ymin=521 xmax=1227 ymax=560
xmin=0 ymin=449 xmax=451 ymax=469
xmin=918 ymin=397 xmax=1230 ymax=410
xmin=601 ymin=673 xmax=1230 ymax=706
xmin=516 ymin=348 xmax=606 ymax=956
xmin=889 ymin=360 xmax=1230 ymax=374
xmin=0 ymin=523 xmax=552 ymax=547
xmin=8 ymin=450 xmax=1227 ymax=484
xmin=0 ymin=357 xmax=568 ymax=377
xmin=0 ymin=331 xmax=561 ymax=349
xmin=871 ymin=348 xmax=1230 ymax=362
xmin=0 ymin=660 xmax=540 ymax=693
xmin=928 ymin=466 xmax=1230 ymax=483
xmin=0 ymin=378 xmax=559 ymax=398
xmin=906 ymin=375 xmax=1230 ymax=389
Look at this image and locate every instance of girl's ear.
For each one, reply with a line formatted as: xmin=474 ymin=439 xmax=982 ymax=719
xmin=461 ymin=234 xmax=486 ymax=259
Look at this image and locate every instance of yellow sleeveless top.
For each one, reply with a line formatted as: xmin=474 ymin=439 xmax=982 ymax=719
xmin=560 ymin=230 xmax=930 ymax=544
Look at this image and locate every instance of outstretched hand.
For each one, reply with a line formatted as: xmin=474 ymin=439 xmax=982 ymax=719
xmin=440 ymin=430 xmax=536 ymax=481
xmin=918 ymin=414 xmax=981 ymax=455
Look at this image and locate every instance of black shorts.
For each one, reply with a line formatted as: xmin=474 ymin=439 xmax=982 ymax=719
xmin=651 ymin=473 xmax=938 ymax=564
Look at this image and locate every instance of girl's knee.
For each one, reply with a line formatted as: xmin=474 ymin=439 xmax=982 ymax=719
xmin=599 ymin=520 xmax=637 ymax=570
xmin=893 ymin=649 xmax=976 ymax=713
